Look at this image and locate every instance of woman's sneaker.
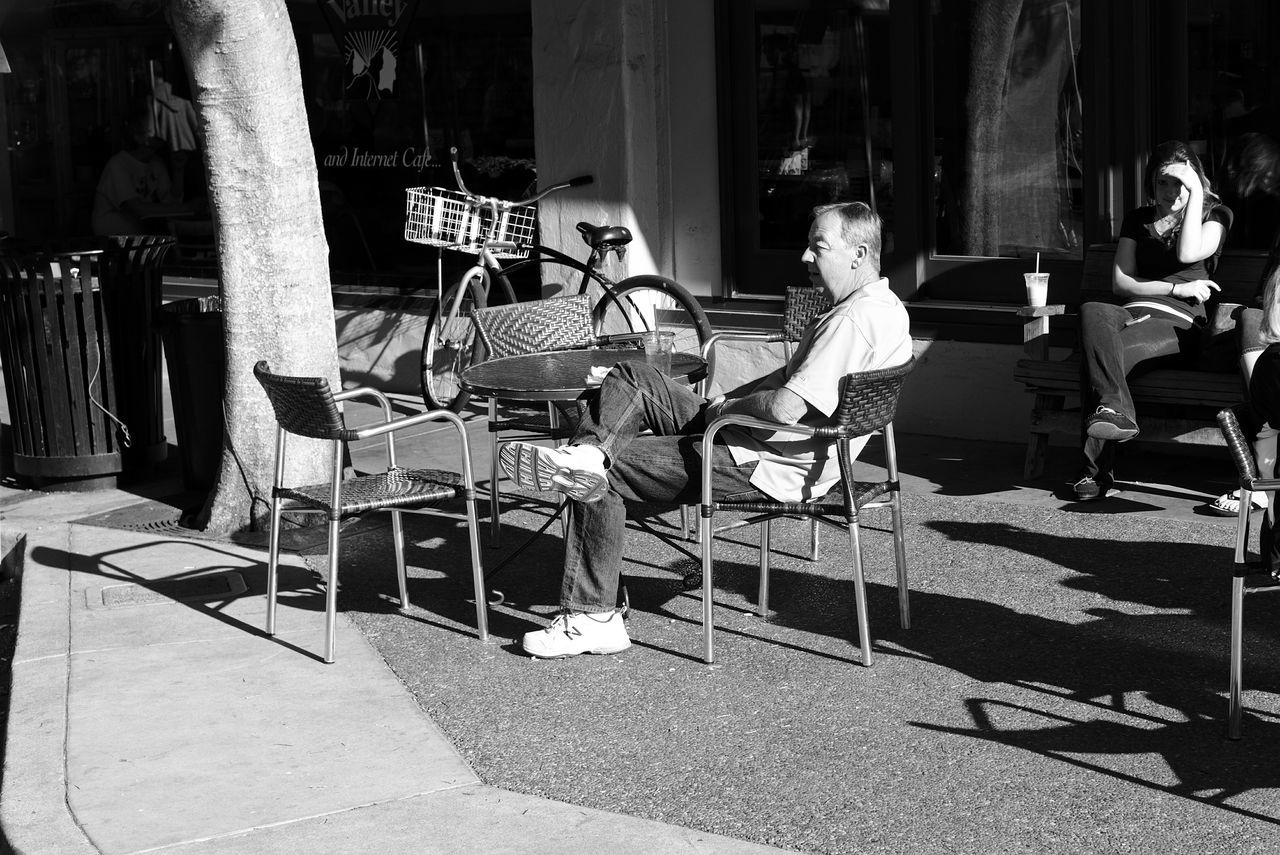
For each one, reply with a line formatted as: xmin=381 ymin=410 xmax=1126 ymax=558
xmin=1072 ymin=474 xmax=1119 ymax=501
xmin=499 ymin=442 xmax=609 ymax=503
xmin=522 ymin=610 xmax=632 ymax=658
xmin=1086 ymin=406 xmax=1140 ymax=441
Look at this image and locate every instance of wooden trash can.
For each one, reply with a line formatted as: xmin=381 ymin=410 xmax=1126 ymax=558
xmin=0 ymin=248 xmax=124 ymax=490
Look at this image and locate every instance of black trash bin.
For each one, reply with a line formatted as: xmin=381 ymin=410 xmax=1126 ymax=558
xmin=100 ymin=235 xmax=176 ymax=475
xmin=0 ymin=247 xmax=125 ymax=490
xmin=157 ymin=296 xmax=225 ymax=492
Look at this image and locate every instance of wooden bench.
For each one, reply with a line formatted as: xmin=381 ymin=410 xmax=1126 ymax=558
xmin=1013 ymin=243 xmax=1269 ymax=479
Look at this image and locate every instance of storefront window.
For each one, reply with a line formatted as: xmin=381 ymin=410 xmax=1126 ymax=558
xmin=299 ymin=3 xmax=535 ymax=278
xmin=931 ymin=0 xmax=1083 ymax=262
xmin=1187 ymin=1 xmax=1280 ymax=250
xmin=723 ymin=0 xmax=892 ymax=297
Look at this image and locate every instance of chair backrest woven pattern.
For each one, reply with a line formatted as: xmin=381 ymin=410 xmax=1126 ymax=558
xmin=1218 ymin=404 xmax=1261 ymax=484
xmin=834 ymin=356 xmax=915 ymax=435
xmin=782 ymin=285 xmax=832 ymax=342
xmin=254 ymin=360 xmax=355 ymax=441
xmin=472 ymin=294 xmax=595 ymax=359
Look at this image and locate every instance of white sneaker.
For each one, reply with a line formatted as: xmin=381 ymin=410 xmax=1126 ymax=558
xmin=499 ymin=441 xmax=609 ymax=503
xmin=522 ymin=610 xmax=632 ymax=658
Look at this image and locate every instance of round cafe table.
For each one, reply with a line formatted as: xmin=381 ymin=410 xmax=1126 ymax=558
xmin=459 ymin=347 xmax=707 ymax=401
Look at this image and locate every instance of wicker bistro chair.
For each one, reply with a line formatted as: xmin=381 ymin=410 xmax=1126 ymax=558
xmin=697 ymin=357 xmax=916 ymax=665
xmin=696 ymin=285 xmax=834 ymax=550
xmin=470 ymin=294 xmax=640 ymax=545
xmin=1216 ymin=404 xmax=1280 ymax=738
xmin=254 ymin=361 xmax=487 ymax=664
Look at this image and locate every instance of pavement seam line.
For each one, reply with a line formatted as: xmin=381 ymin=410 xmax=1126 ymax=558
xmin=62 ymin=525 xmax=104 ymax=853
xmin=117 ymin=783 xmax=480 ymax=854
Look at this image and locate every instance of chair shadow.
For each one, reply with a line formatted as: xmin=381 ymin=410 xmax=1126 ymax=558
xmin=28 ymin=539 xmax=326 ymax=661
xmin=604 ymin=506 xmax=1280 ymax=816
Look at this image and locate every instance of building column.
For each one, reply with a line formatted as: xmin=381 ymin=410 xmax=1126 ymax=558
xmin=530 ymin=0 xmax=672 ymax=283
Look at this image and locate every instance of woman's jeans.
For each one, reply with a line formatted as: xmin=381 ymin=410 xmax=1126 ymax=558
xmin=1078 ymin=301 xmax=1195 ymax=479
xmin=560 ymin=362 xmax=760 ymax=612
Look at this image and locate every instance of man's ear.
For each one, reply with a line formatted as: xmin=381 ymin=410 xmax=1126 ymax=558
xmin=851 ymin=244 xmax=868 ymax=267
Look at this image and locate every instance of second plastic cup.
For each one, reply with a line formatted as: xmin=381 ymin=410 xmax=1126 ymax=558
xmin=643 ymin=330 xmax=676 ymax=375
xmin=1024 ymin=272 xmax=1050 ymax=307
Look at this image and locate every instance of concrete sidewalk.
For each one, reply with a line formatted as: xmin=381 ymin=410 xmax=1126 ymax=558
xmin=0 ymin=476 xmax=788 ymax=854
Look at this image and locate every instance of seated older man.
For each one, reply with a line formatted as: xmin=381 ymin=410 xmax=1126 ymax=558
xmin=500 ymin=201 xmax=913 ymax=658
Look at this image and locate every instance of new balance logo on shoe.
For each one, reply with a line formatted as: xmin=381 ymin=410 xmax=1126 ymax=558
xmin=522 ymin=610 xmax=632 ymax=658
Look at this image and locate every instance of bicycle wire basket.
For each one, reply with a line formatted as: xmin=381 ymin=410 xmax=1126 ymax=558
xmin=404 ymin=186 xmax=537 ymax=259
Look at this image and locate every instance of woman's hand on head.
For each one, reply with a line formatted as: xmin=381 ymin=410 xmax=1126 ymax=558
xmin=1171 ymin=279 xmax=1220 ymax=303
xmin=1164 ymin=161 xmax=1201 ymax=191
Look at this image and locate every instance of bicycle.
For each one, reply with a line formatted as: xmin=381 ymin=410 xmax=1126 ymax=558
xmin=404 ymin=147 xmax=713 ymax=411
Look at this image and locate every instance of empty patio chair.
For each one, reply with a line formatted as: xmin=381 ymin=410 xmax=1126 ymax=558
xmin=254 ymin=360 xmax=487 ymax=663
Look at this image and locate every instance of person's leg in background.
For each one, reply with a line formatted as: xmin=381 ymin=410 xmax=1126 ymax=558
xmin=1074 ymin=302 xmax=1190 ymax=501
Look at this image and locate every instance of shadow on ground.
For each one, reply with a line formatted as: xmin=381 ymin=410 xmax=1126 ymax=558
xmin=279 ymin=486 xmax=1280 ymax=855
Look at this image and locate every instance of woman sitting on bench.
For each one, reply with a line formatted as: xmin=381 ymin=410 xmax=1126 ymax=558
xmin=1074 ymin=140 xmax=1233 ymax=501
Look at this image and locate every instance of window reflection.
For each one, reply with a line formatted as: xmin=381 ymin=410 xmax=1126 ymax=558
xmin=932 ymin=0 xmax=1083 ymax=261
xmin=755 ymin=2 xmax=893 ymax=256
xmin=1190 ymin=2 xmax=1280 ymax=250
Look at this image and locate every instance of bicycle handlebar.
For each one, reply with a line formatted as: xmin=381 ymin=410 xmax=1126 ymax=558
xmin=449 ymin=146 xmax=592 ymax=210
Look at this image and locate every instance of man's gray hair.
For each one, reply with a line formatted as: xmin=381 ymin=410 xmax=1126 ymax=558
xmin=813 ymin=201 xmax=882 ymax=267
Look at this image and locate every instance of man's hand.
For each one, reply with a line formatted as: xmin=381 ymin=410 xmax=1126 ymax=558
xmin=703 ymin=394 xmax=727 ymax=424
xmin=706 ymin=387 xmax=810 ymax=427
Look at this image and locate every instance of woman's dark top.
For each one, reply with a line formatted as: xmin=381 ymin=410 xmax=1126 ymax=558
xmin=1119 ymin=203 xmax=1234 ymax=324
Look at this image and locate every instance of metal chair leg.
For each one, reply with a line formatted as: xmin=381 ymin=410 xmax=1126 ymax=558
xmin=489 ymin=398 xmax=501 ymax=547
xmin=323 ymin=517 xmax=341 ymax=664
xmin=808 ymin=518 xmax=819 ymax=560
xmin=465 ymin=495 xmax=490 ymax=642
xmin=848 ymin=519 xmax=872 ymax=667
xmin=890 ymin=492 xmax=910 ymax=629
xmin=391 ymin=509 xmax=410 ymax=608
xmin=758 ymin=518 xmax=772 ymax=617
xmin=701 ymin=507 xmax=716 ymax=664
xmin=1229 ymin=572 xmax=1245 ymax=740
xmin=265 ymin=495 xmax=283 ymax=636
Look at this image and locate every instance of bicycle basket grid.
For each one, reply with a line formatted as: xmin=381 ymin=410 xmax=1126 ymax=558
xmin=404 ymin=187 xmax=536 ymax=259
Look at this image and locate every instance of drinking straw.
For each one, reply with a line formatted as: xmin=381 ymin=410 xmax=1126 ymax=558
xmin=1035 ymin=252 xmax=1040 ymax=274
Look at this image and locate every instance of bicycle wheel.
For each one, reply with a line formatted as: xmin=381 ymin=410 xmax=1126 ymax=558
xmin=494 ymin=250 xmax=604 ymax=303
xmin=422 ymin=281 xmax=487 ymax=411
xmin=591 ymin=274 xmax=713 ymax=361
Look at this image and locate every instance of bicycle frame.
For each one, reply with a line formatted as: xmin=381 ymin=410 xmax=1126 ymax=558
xmin=433 ymin=240 xmax=616 ymax=343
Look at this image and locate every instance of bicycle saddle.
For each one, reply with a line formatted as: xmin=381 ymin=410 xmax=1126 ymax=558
xmin=576 ymin=222 xmax=633 ymax=250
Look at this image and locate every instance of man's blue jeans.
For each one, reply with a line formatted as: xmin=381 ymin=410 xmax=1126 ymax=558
xmin=560 ymin=362 xmax=760 ymax=612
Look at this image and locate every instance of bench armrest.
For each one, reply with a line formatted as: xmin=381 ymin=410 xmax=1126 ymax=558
xmin=1019 ymin=304 xmax=1068 ymax=358
xmin=1016 ymin=304 xmax=1067 ymax=318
